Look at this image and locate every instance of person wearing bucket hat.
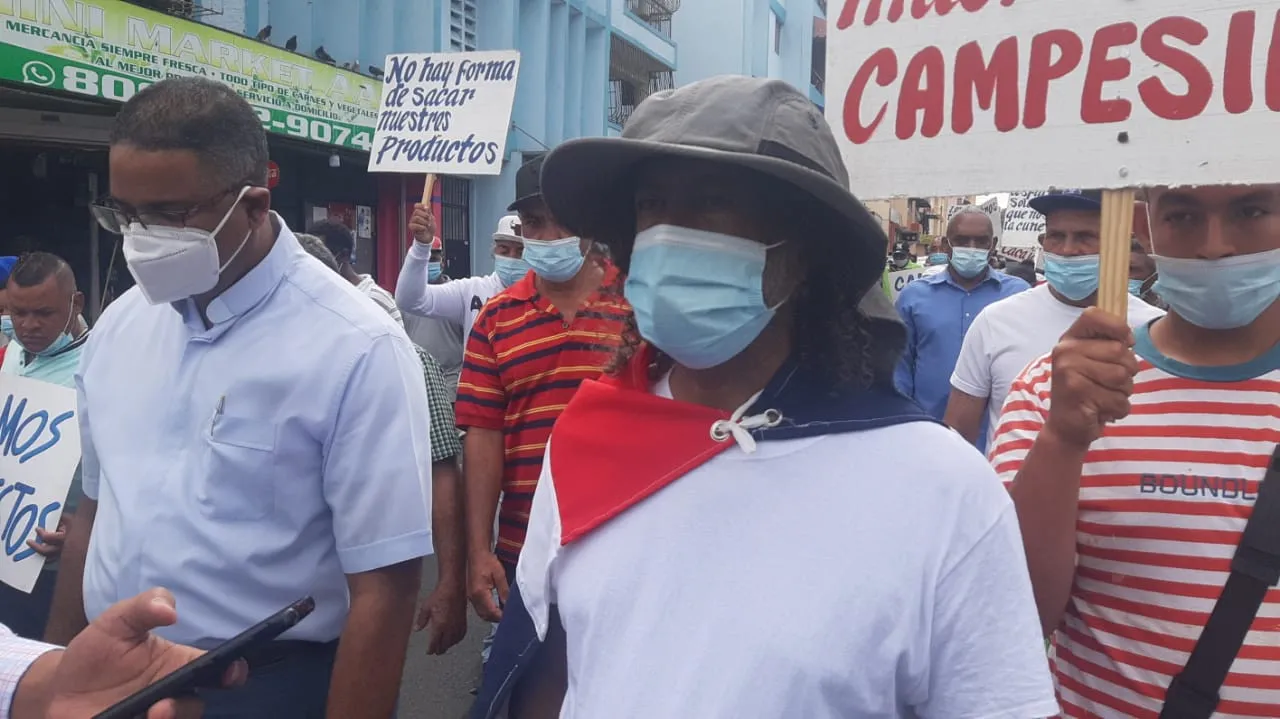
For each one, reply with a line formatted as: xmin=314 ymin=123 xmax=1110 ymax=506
xmin=469 ymin=75 xmax=1057 ymax=719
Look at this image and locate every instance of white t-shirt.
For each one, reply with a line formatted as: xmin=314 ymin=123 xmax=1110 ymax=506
xmin=950 ymin=285 xmax=1164 ymax=453
xmin=356 ymin=274 xmax=403 ymax=327
xmin=394 ymin=242 xmax=506 ymax=342
xmin=518 ymin=381 xmax=1059 ymax=719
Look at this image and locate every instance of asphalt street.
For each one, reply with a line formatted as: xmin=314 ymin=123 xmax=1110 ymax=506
xmin=398 ymin=554 xmax=492 ymax=719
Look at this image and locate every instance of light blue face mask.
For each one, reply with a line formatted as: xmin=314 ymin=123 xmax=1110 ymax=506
xmin=1128 ymin=278 xmax=1146 ymax=297
xmin=1043 ymin=252 xmax=1100 ymax=302
xmin=523 ymin=237 xmax=585 ymax=282
xmin=428 ymin=261 xmax=443 ymax=283
xmin=625 ymin=224 xmax=782 ymax=370
xmin=927 ymin=253 xmax=949 ymax=266
xmin=493 ymin=255 xmax=530 ymax=287
xmin=0 ymin=314 xmax=12 ymax=341
xmin=949 ymin=247 xmax=989 ymax=279
xmin=1154 ymin=248 xmax=1280 ymax=330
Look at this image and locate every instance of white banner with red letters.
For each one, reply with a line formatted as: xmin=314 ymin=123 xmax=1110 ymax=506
xmin=827 ymin=0 xmax=1280 ymax=198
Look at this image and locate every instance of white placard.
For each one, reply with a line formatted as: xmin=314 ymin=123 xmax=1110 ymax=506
xmin=368 ymin=50 xmax=521 ymax=175
xmin=999 ymin=191 xmax=1048 ymax=262
xmin=945 ymin=197 xmax=1004 ymax=240
xmin=0 ymin=375 xmax=80 ymax=593
xmin=887 ymin=267 xmax=931 ymax=300
xmin=827 ymin=0 xmax=1280 ymax=198
xmin=356 ymin=205 xmax=373 ymax=240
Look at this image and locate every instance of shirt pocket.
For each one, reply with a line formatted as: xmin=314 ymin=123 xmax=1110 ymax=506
xmin=197 ymin=414 xmax=277 ymax=521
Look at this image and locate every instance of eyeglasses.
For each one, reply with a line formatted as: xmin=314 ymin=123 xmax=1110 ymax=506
xmin=90 ymin=182 xmax=254 ymax=234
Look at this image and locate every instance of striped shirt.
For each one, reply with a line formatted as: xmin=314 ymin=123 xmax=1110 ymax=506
xmin=990 ymin=321 xmax=1280 ymax=718
xmin=455 ymin=263 xmax=629 ymax=565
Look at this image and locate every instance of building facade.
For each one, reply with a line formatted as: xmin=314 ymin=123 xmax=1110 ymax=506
xmin=672 ymin=0 xmax=825 ymax=109
xmin=199 ymin=0 xmax=679 ymax=278
xmin=0 ymin=0 xmax=680 ymax=302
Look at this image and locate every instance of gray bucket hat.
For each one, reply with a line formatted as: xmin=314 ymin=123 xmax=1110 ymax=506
xmin=539 ymin=74 xmax=900 ymax=327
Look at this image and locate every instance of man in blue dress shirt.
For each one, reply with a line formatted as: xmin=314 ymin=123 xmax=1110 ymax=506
xmin=44 ymin=77 xmax=434 ymax=719
xmin=894 ymin=207 xmax=1029 ymax=439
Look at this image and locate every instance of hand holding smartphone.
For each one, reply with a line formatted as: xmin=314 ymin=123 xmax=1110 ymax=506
xmin=92 ymin=596 xmax=316 ymax=719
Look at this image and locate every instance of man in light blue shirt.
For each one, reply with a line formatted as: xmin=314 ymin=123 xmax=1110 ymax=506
xmin=894 ymin=207 xmax=1028 ymax=444
xmin=0 ymin=251 xmax=89 ymax=640
xmin=44 ymin=78 xmax=433 ymax=719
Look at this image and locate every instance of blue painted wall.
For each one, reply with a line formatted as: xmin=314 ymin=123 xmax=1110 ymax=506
xmin=203 ymin=0 xmax=639 ymax=275
xmin=673 ymin=0 xmax=819 ymax=104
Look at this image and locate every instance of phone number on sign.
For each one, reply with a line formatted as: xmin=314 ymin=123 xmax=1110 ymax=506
xmin=41 ymin=65 xmax=371 ymax=152
xmin=251 ymin=107 xmax=372 ymax=151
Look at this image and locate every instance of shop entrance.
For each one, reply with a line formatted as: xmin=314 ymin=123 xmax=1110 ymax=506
xmin=0 ymin=143 xmax=117 ymax=322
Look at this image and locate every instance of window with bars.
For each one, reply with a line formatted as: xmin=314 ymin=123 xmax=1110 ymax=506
xmin=450 ymin=0 xmax=478 ymax=52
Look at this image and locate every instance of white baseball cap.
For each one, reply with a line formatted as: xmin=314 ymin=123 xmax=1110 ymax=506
xmin=493 ymin=214 xmax=523 ymax=243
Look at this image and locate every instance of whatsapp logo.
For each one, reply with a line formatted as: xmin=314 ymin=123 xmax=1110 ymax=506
xmin=22 ymin=61 xmax=56 ymax=87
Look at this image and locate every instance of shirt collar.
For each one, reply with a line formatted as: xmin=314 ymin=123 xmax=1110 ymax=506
xmin=177 ymin=212 xmax=295 ymax=328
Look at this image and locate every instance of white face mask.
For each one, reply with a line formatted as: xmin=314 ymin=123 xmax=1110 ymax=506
xmin=122 ymin=186 xmax=253 ymax=305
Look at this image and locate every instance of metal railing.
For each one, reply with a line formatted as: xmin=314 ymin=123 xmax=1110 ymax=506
xmin=627 ymin=0 xmax=675 ymax=37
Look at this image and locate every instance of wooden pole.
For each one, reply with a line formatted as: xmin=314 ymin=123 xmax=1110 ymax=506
xmin=420 ymin=173 xmax=437 ymax=207
xmin=1097 ymin=188 xmax=1135 ymax=318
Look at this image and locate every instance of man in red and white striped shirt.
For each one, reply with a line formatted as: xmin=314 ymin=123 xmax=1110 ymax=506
xmin=993 ymin=183 xmax=1280 ymax=717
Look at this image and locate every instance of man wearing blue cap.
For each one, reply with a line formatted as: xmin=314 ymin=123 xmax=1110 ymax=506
xmin=944 ymin=190 xmax=1164 ymax=453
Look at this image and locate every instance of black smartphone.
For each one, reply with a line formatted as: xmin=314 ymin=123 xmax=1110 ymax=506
xmin=92 ymin=596 xmax=316 ymax=719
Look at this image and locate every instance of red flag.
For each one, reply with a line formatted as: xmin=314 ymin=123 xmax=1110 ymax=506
xmin=550 ymin=346 xmax=734 ymax=545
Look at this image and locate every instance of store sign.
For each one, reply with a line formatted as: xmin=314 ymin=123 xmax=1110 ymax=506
xmin=369 ymin=50 xmax=521 ymax=175
xmin=827 ymin=0 xmax=1280 ymax=198
xmin=0 ymin=0 xmax=379 ymax=152
xmin=0 ymin=374 xmax=81 ymax=594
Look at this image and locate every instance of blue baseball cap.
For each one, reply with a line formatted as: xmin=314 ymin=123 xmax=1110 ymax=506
xmin=0 ymin=256 xmax=16 ymax=286
xmin=1028 ymin=189 xmax=1103 ymax=216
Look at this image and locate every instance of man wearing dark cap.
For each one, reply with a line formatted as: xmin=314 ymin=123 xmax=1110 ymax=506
xmin=454 ymin=153 xmax=631 ymax=634
xmin=472 ymin=75 xmax=1056 ymax=719
xmin=945 ymin=189 xmax=1164 ymax=453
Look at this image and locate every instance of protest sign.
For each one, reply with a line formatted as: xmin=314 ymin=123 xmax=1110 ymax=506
xmin=999 ymin=191 xmax=1047 ymax=262
xmin=945 ymin=197 xmax=1003 ymax=240
xmin=368 ymin=50 xmax=521 ymax=175
xmin=827 ymin=0 xmax=1280 ymax=199
xmin=0 ymin=375 xmax=80 ymax=593
xmin=887 ymin=267 xmax=932 ymax=300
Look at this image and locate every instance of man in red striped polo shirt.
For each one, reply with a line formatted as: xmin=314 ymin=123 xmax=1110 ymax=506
xmin=457 ymin=154 xmax=631 ymax=626
xmin=994 ymin=183 xmax=1280 ymax=717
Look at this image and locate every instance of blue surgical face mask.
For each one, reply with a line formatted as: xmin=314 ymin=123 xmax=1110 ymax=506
xmin=523 ymin=237 xmax=585 ymax=282
xmin=927 ymin=253 xmax=949 ymax=266
xmin=0 ymin=314 xmax=12 ymax=341
xmin=428 ymin=261 xmax=443 ymax=283
xmin=625 ymin=224 xmax=783 ymax=370
xmin=1128 ymin=278 xmax=1146 ymax=297
xmin=949 ymin=247 xmax=989 ymax=279
xmin=493 ymin=255 xmax=530 ymax=287
xmin=1043 ymin=252 xmax=1100 ymax=302
xmin=1153 ymin=248 xmax=1280 ymax=330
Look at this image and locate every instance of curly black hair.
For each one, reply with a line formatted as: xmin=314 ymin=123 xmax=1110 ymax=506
xmin=601 ymin=169 xmax=903 ymax=391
